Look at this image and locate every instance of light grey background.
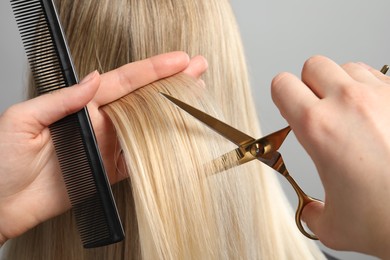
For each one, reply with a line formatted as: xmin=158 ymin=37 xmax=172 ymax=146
xmin=0 ymin=0 xmax=388 ymax=259
xmin=229 ymin=1 xmax=388 ymax=259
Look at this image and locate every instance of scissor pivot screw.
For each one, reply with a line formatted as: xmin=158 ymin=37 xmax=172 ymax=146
xmin=250 ymin=143 xmax=264 ymax=157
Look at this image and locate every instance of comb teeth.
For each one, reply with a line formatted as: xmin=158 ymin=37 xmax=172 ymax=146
xmin=51 ymin=115 xmax=114 ymax=246
xmin=10 ymin=0 xmax=124 ymax=248
xmin=11 ymin=0 xmax=66 ymax=94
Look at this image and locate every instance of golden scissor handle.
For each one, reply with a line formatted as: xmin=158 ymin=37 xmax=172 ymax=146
xmin=271 ymin=149 xmax=320 ymax=240
xmin=380 ymin=65 xmax=389 ymax=74
xmin=284 ymin=172 xmax=320 ymax=240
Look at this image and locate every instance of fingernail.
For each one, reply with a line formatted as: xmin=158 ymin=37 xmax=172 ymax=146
xmin=192 ymin=55 xmax=208 ymax=69
xmin=79 ymin=70 xmax=98 ymax=85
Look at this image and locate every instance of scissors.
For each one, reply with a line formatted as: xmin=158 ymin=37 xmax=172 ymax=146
xmin=161 ymin=93 xmax=320 ymax=240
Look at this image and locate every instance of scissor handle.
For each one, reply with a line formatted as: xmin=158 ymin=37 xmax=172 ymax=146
xmin=296 ymin=196 xmax=321 ymax=240
xmin=271 ymin=153 xmax=321 ymax=240
xmin=283 ymin=173 xmax=320 ymax=240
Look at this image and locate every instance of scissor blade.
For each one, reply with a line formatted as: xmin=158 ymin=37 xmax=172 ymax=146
xmin=207 ymin=147 xmax=256 ymax=174
xmin=209 ymin=147 xmax=284 ymax=175
xmin=161 ymin=93 xmax=255 ymax=146
xmin=259 ymin=126 xmax=291 ymax=154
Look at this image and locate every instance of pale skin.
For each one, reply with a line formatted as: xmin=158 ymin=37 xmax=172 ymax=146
xmin=271 ymin=55 xmax=390 ymax=259
xmin=0 ymin=51 xmax=207 ymax=246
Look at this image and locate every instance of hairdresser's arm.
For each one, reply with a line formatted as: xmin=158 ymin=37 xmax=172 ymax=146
xmin=0 ymin=51 xmax=207 ymax=246
xmin=271 ymin=55 xmax=390 ymax=259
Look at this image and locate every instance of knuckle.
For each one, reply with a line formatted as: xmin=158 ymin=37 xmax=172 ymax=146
xmin=338 ymin=84 xmax=368 ymax=112
xmin=302 ymin=55 xmax=327 ymax=72
xmin=301 ymin=55 xmax=329 ymax=81
xmin=340 ymin=62 xmax=356 ymax=71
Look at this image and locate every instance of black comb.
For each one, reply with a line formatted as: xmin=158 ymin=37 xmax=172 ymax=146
xmin=10 ymin=0 xmax=124 ymax=248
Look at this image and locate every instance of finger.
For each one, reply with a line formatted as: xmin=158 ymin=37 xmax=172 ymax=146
xmin=271 ymin=72 xmax=318 ymax=126
xmin=15 ymin=71 xmax=100 ymax=134
xmin=182 ymin=55 xmax=208 ymax=78
xmin=94 ymin=51 xmax=192 ymax=106
xmin=342 ymin=62 xmax=383 ymax=85
xmin=302 ymin=55 xmax=354 ymax=98
xmin=301 ymin=201 xmax=325 ymax=240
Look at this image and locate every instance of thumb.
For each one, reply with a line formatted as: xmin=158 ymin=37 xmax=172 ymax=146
xmin=301 ymin=201 xmax=325 ymax=239
xmin=19 ymin=71 xmax=100 ymax=133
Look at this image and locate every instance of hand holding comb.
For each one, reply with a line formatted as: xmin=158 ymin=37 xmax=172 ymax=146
xmin=10 ymin=0 xmax=124 ymax=248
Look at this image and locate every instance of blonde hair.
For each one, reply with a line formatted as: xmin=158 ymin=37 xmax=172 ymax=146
xmin=3 ymin=0 xmax=325 ymax=259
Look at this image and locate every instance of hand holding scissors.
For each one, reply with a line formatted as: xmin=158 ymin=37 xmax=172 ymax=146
xmin=162 ymin=63 xmax=389 ymax=241
xmin=161 ymin=93 xmax=321 ymax=239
